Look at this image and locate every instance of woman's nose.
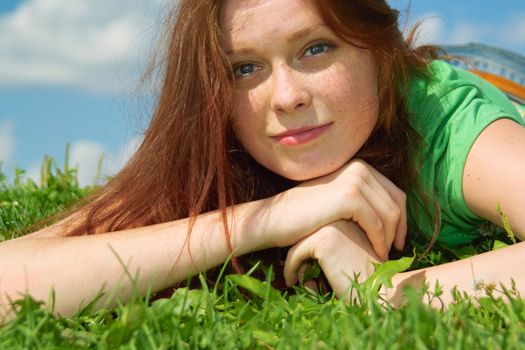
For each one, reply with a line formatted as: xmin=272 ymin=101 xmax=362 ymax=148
xmin=270 ymin=66 xmax=312 ymax=115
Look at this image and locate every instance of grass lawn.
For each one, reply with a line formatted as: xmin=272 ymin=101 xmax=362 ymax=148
xmin=1 ymin=154 xmax=525 ymax=349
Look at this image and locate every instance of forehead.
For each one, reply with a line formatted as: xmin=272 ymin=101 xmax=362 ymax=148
xmin=220 ymin=0 xmax=323 ymax=46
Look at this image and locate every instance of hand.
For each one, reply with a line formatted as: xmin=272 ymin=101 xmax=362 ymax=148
xmin=298 ymin=159 xmax=407 ymax=260
xmin=236 ymin=160 xmax=406 ymax=260
xmin=283 ymin=220 xmax=380 ymax=299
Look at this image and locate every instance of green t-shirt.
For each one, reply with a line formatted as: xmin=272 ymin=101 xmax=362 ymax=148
xmin=407 ymin=60 xmax=525 ymax=246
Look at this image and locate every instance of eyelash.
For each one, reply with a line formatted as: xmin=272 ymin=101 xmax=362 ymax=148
xmin=233 ymin=63 xmax=261 ymax=79
xmin=232 ymin=42 xmax=335 ymax=79
xmin=302 ymin=43 xmax=333 ymax=58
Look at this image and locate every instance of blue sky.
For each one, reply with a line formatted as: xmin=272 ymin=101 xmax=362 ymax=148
xmin=1 ymin=0 xmax=525 ymax=186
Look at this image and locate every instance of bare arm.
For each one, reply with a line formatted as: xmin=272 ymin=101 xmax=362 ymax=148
xmin=389 ymin=242 xmax=525 ymax=307
xmin=394 ymin=118 xmax=525 ymax=305
xmin=0 ymin=188 xmax=328 ymax=321
xmin=0 ymin=213 xmax=231 ymax=322
xmin=391 ymin=118 xmax=525 ymax=305
xmin=285 ymin=220 xmax=525 ymax=307
xmin=0 ymin=158 xmax=407 ymax=322
xmin=462 ymin=118 xmax=525 ymax=239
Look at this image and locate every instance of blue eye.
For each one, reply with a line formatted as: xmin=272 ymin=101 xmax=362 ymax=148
xmin=234 ymin=63 xmax=259 ymax=78
xmin=304 ymin=44 xmax=331 ymax=58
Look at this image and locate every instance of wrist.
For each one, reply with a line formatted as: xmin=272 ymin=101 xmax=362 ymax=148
xmin=229 ymin=200 xmax=273 ymax=256
xmin=383 ymin=270 xmax=428 ymax=308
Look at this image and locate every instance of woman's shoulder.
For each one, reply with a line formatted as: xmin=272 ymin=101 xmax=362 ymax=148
xmin=406 ymin=60 xmax=525 ymax=246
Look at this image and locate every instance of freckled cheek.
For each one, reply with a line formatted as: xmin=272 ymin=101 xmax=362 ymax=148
xmin=311 ymin=70 xmax=379 ymax=135
xmin=312 ymin=75 xmax=362 ymax=113
xmin=231 ymin=90 xmax=270 ymax=149
xmin=231 ymin=90 xmax=268 ymax=122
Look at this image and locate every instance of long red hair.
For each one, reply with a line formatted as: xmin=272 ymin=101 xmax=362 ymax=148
xmin=39 ymin=0 xmax=439 ymax=258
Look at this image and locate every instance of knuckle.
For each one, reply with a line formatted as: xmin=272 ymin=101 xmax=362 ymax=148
xmin=350 ymin=175 xmax=367 ymax=190
xmin=397 ymin=190 xmax=407 ymax=204
xmin=316 ymin=225 xmax=339 ymax=238
xmin=350 ymin=158 xmax=367 ymax=168
xmin=350 ymin=160 xmax=370 ymax=177
xmin=372 ymin=218 xmax=385 ymax=236
xmin=315 ymin=225 xmax=342 ymax=248
xmin=286 ymin=245 xmax=298 ymax=260
xmin=388 ymin=207 xmax=401 ymax=224
xmin=342 ymin=180 xmax=362 ymax=198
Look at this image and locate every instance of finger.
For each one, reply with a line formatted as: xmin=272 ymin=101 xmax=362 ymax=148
xmin=284 ymin=237 xmax=315 ymax=287
xmin=358 ymin=175 xmax=399 ymax=254
xmin=303 ymin=279 xmax=319 ymax=292
xmin=297 ymin=263 xmax=310 ymax=283
xmin=297 ymin=263 xmax=319 ymax=292
xmin=369 ymin=167 xmax=407 ymax=250
xmin=357 ymin=161 xmax=408 ymax=250
xmin=344 ymin=190 xmax=388 ymax=261
xmin=394 ymin=199 xmax=407 ymax=251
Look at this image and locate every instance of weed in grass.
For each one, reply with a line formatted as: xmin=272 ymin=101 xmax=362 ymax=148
xmin=497 ymin=202 xmax=517 ymax=244
xmin=0 ymin=147 xmax=97 ymax=240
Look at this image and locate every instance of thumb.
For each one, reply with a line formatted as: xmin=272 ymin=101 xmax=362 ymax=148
xmin=283 ymin=236 xmax=316 ymax=287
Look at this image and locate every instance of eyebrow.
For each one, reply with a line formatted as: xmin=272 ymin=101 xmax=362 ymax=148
xmin=225 ymin=23 xmax=328 ymax=56
xmin=287 ymin=23 xmax=327 ymax=45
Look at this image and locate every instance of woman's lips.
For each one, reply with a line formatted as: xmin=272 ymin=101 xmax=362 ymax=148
xmin=271 ymin=122 xmax=333 ymax=146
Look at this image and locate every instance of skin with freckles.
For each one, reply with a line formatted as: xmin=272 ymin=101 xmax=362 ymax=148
xmin=221 ymin=0 xmax=379 ymax=181
xmin=3 ymin=0 xmax=525 ymax=323
xmin=220 ymin=0 xmax=405 ymax=274
xmin=221 ymin=0 xmax=525 ymax=302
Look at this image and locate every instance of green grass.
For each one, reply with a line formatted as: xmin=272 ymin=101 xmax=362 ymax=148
xmin=1 ymin=154 xmax=525 ymax=349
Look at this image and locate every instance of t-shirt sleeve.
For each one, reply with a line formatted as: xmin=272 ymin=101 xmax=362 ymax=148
xmin=409 ymin=61 xmax=525 ymax=246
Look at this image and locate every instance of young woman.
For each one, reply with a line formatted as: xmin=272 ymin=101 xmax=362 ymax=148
xmin=2 ymin=0 xmax=525 ymax=320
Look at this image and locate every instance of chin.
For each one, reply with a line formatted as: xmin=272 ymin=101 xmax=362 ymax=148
xmin=276 ymin=162 xmax=344 ymax=182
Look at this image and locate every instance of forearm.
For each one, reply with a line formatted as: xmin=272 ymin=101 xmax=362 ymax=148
xmin=231 ymin=185 xmax=339 ymax=253
xmin=0 ymin=185 xmax=336 ymax=321
xmin=0 ymin=217 xmax=231 ymax=320
xmin=388 ymin=241 xmax=525 ymax=307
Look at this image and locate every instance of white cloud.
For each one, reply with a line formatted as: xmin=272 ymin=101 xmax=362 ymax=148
xmin=69 ymin=136 xmax=143 ymax=186
xmin=22 ymin=136 xmax=144 ymax=187
xmin=23 ymin=161 xmax=43 ymax=186
xmin=104 ymin=135 xmax=142 ymax=176
xmin=20 ymin=142 xmax=106 ymax=187
xmin=448 ymin=23 xmax=482 ymax=45
xmin=404 ymin=10 xmax=525 ymax=53
xmin=406 ymin=13 xmax=522 ymax=50
xmin=69 ymin=140 xmax=105 ymax=187
xmin=0 ymin=119 xmax=16 ymax=166
xmin=501 ymin=14 xmax=525 ymax=46
xmin=405 ymin=13 xmax=443 ymax=46
xmin=0 ymin=0 xmax=166 ymax=93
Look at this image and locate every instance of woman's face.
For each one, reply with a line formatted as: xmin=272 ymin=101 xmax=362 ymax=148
xmin=221 ymin=0 xmax=379 ymax=181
